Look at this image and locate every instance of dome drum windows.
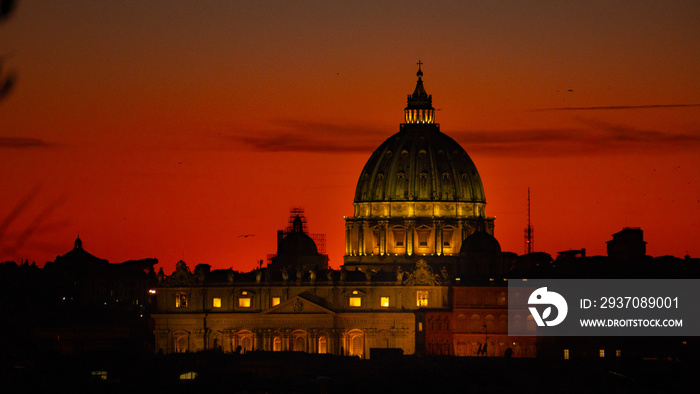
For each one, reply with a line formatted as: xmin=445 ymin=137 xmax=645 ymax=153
xmin=405 ymin=108 xmax=435 ymax=124
xmin=392 ymin=227 xmax=406 ymax=248
xmin=442 ymin=227 xmax=454 ymax=248
xmin=416 ymin=226 xmax=432 ymax=248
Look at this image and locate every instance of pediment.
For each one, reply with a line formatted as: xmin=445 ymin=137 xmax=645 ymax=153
xmin=260 ymin=295 xmax=335 ymax=315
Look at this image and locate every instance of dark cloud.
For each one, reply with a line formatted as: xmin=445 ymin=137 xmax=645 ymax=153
xmin=226 ymin=119 xmax=387 ymax=153
xmin=532 ymin=104 xmax=700 ymax=111
xmin=452 ymin=120 xmax=700 ymax=156
xmin=225 ymin=118 xmax=700 ymax=157
xmin=232 ymin=134 xmax=379 ymax=153
xmin=0 ymin=137 xmax=51 ymax=149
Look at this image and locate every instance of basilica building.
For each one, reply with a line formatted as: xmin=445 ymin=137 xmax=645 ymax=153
xmin=152 ymin=64 xmax=536 ymax=358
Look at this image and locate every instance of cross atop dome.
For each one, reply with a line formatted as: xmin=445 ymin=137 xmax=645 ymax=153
xmin=405 ymin=61 xmax=434 ymax=124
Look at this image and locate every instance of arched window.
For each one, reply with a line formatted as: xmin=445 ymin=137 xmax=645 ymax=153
xmin=174 ymin=333 xmax=188 ymax=353
xmin=273 ymin=337 xmax=282 ymax=352
xmin=292 ymin=330 xmax=307 ymax=352
xmin=318 ymin=336 xmax=327 ymax=354
xmin=239 ymin=332 xmax=253 ymax=353
xmin=347 ymin=329 xmax=364 ymax=358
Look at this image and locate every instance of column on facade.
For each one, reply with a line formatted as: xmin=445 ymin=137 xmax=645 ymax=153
xmin=456 ymin=219 xmax=463 ymax=252
xmin=405 ymin=219 xmax=415 ymax=256
xmin=156 ymin=329 xmax=170 ymax=354
xmin=308 ymin=329 xmax=317 ymax=353
xmin=327 ymin=329 xmax=338 ymax=355
xmin=282 ymin=329 xmax=290 ymax=351
xmin=341 ymin=330 xmax=349 ymax=356
xmin=253 ymin=329 xmax=263 ymax=351
xmin=364 ymin=328 xmax=375 ymax=359
xmin=358 ymin=221 xmax=365 ymax=256
xmin=224 ymin=329 xmax=235 ymax=353
xmin=232 ymin=332 xmax=239 ymax=352
xmin=460 ymin=219 xmax=470 ymax=244
xmin=262 ymin=329 xmax=271 ymax=351
xmin=378 ymin=220 xmax=388 ymax=256
xmin=194 ymin=329 xmax=207 ymax=352
xmin=434 ymin=219 xmax=443 ymax=256
xmin=345 ymin=221 xmax=353 ymax=255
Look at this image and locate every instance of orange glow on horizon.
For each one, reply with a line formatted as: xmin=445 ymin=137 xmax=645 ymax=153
xmin=1 ymin=2 xmax=699 ymax=274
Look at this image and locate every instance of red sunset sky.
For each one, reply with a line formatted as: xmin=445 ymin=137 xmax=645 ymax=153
xmin=1 ymin=1 xmax=699 ymax=273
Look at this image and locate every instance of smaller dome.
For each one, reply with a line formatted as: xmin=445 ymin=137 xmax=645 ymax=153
xmin=277 ymin=232 xmax=318 ymax=255
xmin=460 ymin=232 xmax=501 ymax=255
xmin=277 ymin=215 xmax=319 ymax=256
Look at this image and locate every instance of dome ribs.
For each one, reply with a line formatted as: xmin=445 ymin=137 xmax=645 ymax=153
xmin=354 ymin=125 xmax=485 ymax=205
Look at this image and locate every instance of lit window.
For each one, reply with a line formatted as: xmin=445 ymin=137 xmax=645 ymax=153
xmin=273 ymin=337 xmax=282 ymax=351
xmin=392 ymin=228 xmax=405 ymax=247
xmin=272 ymin=297 xmax=281 ymax=307
xmin=176 ymin=293 xmax=188 ymax=308
xmin=242 ymin=291 xmax=248 ymax=295
xmin=498 ymin=292 xmax=506 ymax=305
xmin=599 ymin=349 xmax=605 ymax=358
xmin=175 ymin=334 xmax=188 ymax=353
xmin=239 ymin=298 xmax=251 ymax=307
xmin=318 ymin=336 xmax=327 ymax=354
xmin=212 ymin=298 xmax=222 ymax=308
xmin=349 ymin=297 xmax=362 ymax=307
xmin=616 ymin=349 xmax=621 ymax=357
xmin=91 ymin=371 xmax=107 ymax=380
xmin=564 ymin=349 xmax=570 ymax=360
xmin=380 ymin=297 xmax=390 ymax=307
xmin=417 ymin=229 xmax=430 ymax=247
xmin=418 ymin=322 xmax=423 ymax=331
xmin=179 ymin=372 xmax=198 ymax=380
xmin=417 ymin=290 xmax=429 ymax=307
xmin=443 ymin=228 xmax=454 ymax=247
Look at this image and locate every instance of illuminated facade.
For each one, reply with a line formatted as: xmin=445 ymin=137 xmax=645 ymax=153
xmin=153 ymin=258 xmax=449 ymax=356
xmin=152 ymin=64 xmax=532 ymax=358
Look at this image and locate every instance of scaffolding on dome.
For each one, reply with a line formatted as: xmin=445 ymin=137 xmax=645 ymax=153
xmin=266 ymin=208 xmax=327 ymax=265
xmin=284 ymin=207 xmax=326 ymax=254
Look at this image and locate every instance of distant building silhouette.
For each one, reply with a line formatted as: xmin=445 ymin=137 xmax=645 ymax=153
xmin=607 ymin=227 xmax=647 ymax=262
xmin=0 ymin=237 xmax=157 ymax=356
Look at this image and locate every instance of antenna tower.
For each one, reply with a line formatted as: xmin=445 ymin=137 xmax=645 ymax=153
xmin=524 ymin=187 xmax=534 ymax=254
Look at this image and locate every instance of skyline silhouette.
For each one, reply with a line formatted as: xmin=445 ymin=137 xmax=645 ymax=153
xmin=1 ymin=1 xmax=699 ymax=272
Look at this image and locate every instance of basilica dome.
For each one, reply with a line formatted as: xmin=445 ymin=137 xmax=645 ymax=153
xmin=354 ymin=124 xmax=485 ymax=203
xmin=353 ymin=66 xmax=485 ymax=205
xmin=344 ymin=63 xmax=494 ymax=269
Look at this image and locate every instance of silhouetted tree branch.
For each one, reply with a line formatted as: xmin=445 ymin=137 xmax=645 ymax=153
xmin=0 ymin=0 xmax=17 ymax=101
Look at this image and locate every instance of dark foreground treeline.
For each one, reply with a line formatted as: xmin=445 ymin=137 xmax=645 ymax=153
xmin=2 ymin=350 xmax=696 ymax=394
